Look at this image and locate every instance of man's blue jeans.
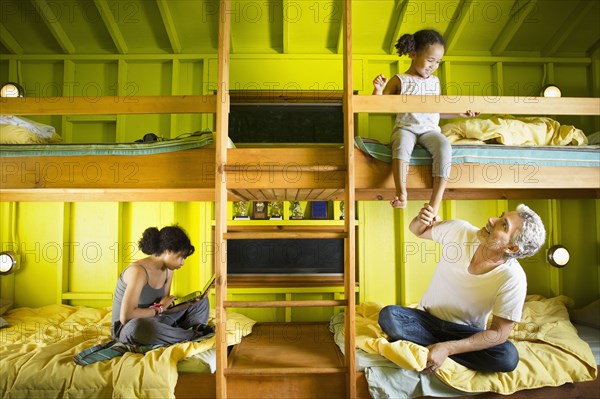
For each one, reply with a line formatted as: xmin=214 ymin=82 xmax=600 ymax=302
xmin=378 ymin=305 xmax=519 ymax=372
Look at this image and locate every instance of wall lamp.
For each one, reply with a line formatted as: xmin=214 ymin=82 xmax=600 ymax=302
xmin=0 ymin=252 xmax=19 ymax=275
xmin=0 ymin=82 xmax=24 ymax=98
xmin=541 ymin=84 xmax=561 ymax=98
xmin=547 ymin=245 xmax=570 ymax=268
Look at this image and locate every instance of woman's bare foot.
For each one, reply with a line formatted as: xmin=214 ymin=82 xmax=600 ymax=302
xmin=390 ymin=194 xmax=407 ymax=208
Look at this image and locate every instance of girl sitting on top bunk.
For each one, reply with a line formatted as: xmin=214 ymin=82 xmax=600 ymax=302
xmin=372 ymin=29 xmax=478 ymax=216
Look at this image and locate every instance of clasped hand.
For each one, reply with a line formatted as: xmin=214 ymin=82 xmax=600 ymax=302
xmin=424 ymin=342 xmax=450 ymax=373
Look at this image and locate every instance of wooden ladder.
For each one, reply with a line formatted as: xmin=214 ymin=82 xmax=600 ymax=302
xmin=213 ymin=1 xmax=356 ymax=397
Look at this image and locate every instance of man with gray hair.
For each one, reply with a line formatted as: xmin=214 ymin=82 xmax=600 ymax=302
xmin=378 ymin=203 xmax=546 ymax=373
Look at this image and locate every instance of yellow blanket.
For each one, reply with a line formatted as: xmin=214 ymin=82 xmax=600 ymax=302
xmin=352 ymin=296 xmax=597 ymax=394
xmin=441 ymin=115 xmax=588 ymax=146
xmin=0 ymin=305 xmax=255 ymax=399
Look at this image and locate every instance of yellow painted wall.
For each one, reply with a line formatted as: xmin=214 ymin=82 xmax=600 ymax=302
xmin=1 ymin=50 xmax=599 ymax=320
xmin=0 ymin=197 xmax=598 ymax=320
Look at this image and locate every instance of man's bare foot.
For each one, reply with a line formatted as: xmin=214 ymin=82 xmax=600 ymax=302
xmin=390 ymin=195 xmax=407 ymax=209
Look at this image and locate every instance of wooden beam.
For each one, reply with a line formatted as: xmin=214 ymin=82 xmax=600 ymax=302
xmin=491 ymin=0 xmax=538 ymax=56
xmin=93 ymin=0 xmax=128 ymax=54
xmin=388 ymin=0 xmax=412 ymax=54
xmin=224 ymin=300 xmax=347 ymax=308
xmin=444 ymin=0 xmax=476 ymax=52
xmin=0 ymin=95 xmax=217 ymax=115
xmin=0 ymin=188 xmax=216 ymax=202
xmin=156 ymin=0 xmax=182 ymax=53
xmin=30 ymin=0 xmax=75 ymax=54
xmin=353 ymin=95 xmax=600 ymax=115
xmin=0 ymin=23 xmax=23 ymax=54
xmin=215 ymin=1 xmax=231 ymax=399
xmin=542 ymin=0 xmax=595 ymax=57
xmin=343 ymin=1 xmax=357 ymax=398
xmin=282 ymin=0 xmax=290 ymax=53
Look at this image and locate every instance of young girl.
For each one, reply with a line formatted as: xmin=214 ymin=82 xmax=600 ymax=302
xmin=111 ymin=225 xmax=212 ymax=345
xmin=373 ymin=29 xmax=477 ymax=217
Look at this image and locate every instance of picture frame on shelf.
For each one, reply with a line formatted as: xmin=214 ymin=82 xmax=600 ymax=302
xmin=310 ymin=201 xmax=328 ymax=219
xmin=252 ymin=201 xmax=269 ymax=220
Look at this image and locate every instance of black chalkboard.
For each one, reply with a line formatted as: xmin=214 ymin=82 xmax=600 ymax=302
xmin=228 ymin=104 xmax=344 ymax=143
xmin=227 ymin=239 xmax=344 ymax=275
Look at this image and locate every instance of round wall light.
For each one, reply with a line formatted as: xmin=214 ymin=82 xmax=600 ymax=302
xmin=541 ymin=85 xmax=561 ymax=98
xmin=547 ymin=245 xmax=570 ymax=268
xmin=0 ymin=82 xmax=24 ymax=98
xmin=0 ymin=252 xmax=18 ymax=275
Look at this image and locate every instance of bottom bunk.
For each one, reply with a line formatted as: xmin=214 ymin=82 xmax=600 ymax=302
xmin=1 ymin=296 xmax=597 ymax=398
xmin=0 ymin=304 xmax=255 ymax=398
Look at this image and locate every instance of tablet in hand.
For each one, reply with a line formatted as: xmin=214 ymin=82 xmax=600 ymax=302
xmin=170 ymin=274 xmax=215 ymax=310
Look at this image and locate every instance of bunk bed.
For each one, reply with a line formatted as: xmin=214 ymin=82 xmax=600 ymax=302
xmin=1 ymin=97 xmax=599 ymax=203
xmin=1 ymin=2 xmax=599 ymax=399
xmin=2 ymin=101 xmax=599 ymax=399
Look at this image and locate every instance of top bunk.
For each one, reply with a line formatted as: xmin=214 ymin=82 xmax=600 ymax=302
xmin=1 ymin=93 xmax=599 ymax=202
xmin=0 ymin=0 xmax=598 ymax=203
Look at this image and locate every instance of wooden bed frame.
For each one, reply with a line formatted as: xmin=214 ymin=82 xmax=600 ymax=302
xmin=1 ymin=1 xmax=598 ymax=398
xmin=1 ymin=117 xmax=598 ymax=203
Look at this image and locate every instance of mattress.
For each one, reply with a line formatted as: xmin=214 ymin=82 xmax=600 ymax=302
xmin=0 ymin=305 xmax=255 ymax=398
xmin=355 ymin=137 xmax=600 ymax=168
xmin=330 ymin=296 xmax=598 ymax=398
xmin=0 ymin=133 xmax=216 ymax=157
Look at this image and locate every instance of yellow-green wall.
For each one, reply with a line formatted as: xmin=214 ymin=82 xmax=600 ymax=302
xmin=1 ymin=51 xmax=599 ymax=321
xmin=1 ymin=199 xmax=598 ymax=321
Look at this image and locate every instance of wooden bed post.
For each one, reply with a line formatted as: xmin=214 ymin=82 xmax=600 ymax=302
xmin=215 ymin=1 xmax=231 ymax=398
xmin=343 ymin=1 xmax=357 ymax=397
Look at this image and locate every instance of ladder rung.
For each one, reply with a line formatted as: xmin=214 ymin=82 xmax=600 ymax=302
xmin=224 ymin=165 xmax=346 ymax=172
xmin=224 ymin=231 xmax=348 ymax=239
xmin=224 ymin=366 xmax=347 ymax=376
xmin=224 ymin=299 xmax=347 ymax=308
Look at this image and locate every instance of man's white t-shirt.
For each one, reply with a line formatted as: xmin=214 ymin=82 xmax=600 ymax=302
xmin=418 ymin=220 xmax=527 ymax=329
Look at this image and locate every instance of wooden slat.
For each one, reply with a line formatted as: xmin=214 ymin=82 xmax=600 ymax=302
xmin=214 ymin=2 xmax=230 ymax=399
xmin=224 ymin=300 xmax=347 ymax=308
xmin=353 ymin=95 xmax=600 ymax=115
xmin=0 ymin=95 xmax=217 ymax=115
xmin=224 ymin=367 xmax=347 ymax=375
xmin=343 ymin=1 xmax=357 ymax=398
xmin=224 ymin=231 xmax=347 ymax=239
xmin=230 ymin=90 xmax=344 ymax=103
xmin=0 ymin=188 xmax=217 ymax=202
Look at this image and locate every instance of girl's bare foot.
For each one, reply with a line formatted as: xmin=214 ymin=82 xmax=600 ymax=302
xmin=390 ymin=194 xmax=407 ymax=209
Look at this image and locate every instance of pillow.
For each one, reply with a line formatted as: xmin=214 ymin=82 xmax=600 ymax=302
xmin=570 ymin=299 xmax=600 ymax=329
xmin=587 ymin=132 xmax=600 ymax=146
xmin=0 ymin=298 xmax=13 ymax=315
xmin=0 ymin=124 xmax=62 ymax=144
xmin=0 ymin=317 xmax=8 ymax=329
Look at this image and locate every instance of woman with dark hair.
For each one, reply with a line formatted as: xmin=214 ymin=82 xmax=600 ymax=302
xmin=111 ymin=225 xmax=212 ymax=345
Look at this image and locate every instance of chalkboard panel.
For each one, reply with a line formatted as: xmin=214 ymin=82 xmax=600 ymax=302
xmin=227 ymin=239 xmax=344 ymax=275
xmin=229 ymin=104 xmax=344 ymax=143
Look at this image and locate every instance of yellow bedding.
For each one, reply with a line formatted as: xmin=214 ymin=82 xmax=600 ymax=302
xmin=441 ymin=115 xmax=588 ymax=146
xmin=0 ymin=304 xmax=255 ymax=399
xmin=352 ymin=295 xmax=598 ymax=394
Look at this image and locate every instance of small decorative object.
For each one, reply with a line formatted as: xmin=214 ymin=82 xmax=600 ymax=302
xmin=310 ymin=201 xmax=328 ymax=219
xmin=289 ymin=201 xmax=304 ymax=220
xmin=269 ymin=201 xmax=283 ymax=220
xmin=339 ymin=201 xmax=345 ymax=220
xmin=233 ymin=201 xmax=250 ymax=220
xmin=252 ymin=201 xmax=269 ymax=220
